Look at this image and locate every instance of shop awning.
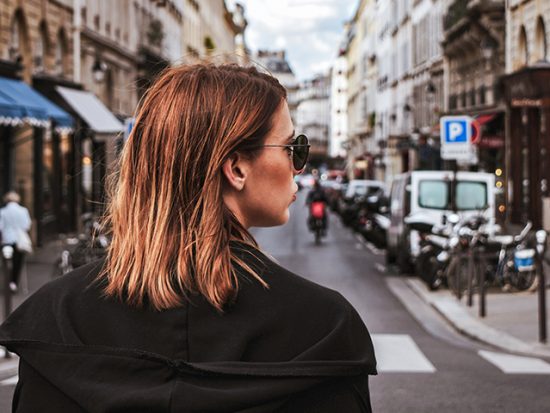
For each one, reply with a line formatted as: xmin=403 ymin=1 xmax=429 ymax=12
xmin=0 ymin=76 xmax=73 ymax=129
xmin=475 ymin=113 xmax=497 ymax=125
xmin=56 ymin=86 xmax=123 ymax=134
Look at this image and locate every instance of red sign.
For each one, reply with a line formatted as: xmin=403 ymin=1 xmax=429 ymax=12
xmin=471 ymin=120 xmax=481 ymax=144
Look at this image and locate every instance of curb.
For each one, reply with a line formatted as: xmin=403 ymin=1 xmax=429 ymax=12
xmin=405 ymin=278 xmax=550 ymax=359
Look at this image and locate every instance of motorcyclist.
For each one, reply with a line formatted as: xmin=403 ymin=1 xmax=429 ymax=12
xmin=306 ymin=180 xmax=329 ymax=232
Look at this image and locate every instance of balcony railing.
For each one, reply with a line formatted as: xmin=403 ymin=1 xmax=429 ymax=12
xmin=443 ymin=0 xmax=469 ymax=31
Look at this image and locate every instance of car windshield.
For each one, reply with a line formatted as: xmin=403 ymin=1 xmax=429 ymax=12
xmin=418 ymin=180 xmax=488 ymax=210
xmin=347 ymin=184 xmax=381 ymax=197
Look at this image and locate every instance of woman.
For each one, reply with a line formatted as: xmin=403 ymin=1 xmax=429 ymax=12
xmin=0 ymin=191 xmax=32 ymax=292
xmin=0 ymin=64 xmax=376 ymax=412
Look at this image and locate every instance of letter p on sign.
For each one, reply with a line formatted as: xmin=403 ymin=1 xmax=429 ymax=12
xmin=449 ymin=123 xmax=463 ymax=141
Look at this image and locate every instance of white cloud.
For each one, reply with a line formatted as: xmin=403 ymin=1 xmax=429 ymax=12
xmin=227 ymin=0 xmax=359 ymax=80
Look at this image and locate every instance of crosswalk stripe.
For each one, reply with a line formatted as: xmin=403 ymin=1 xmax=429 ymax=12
xmin=478 ymin=350 xmax=550 ymax=374
xmin=1 ymin=375 xmax=18 ymax=386
xmin=372 ymin=334 xmax=436 ymax=373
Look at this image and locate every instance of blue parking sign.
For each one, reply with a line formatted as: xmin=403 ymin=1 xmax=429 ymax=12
xmin=440 ymin=116 xmax=475 ymax=162
xmin=443 ymin=119 xmax=468 ymax=143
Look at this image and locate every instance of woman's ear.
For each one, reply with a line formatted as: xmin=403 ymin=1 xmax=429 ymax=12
xmin=222 ymin=152 xmax=249 ymax=191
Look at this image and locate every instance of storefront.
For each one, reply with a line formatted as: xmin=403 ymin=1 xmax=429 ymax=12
xmin=0 ymin=75 xmax=74 ymax=245
xmin=502 ymin=63 xmax=550 ymax=229
xmin=54 ymin=86 xmax=124 ymax=217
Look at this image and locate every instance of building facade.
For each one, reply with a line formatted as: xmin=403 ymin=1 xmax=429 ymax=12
xmin=1 ymin=0 xmax=76 ymax=243
xmin=295 ymin=74 xmax=331 ymax=166
xmin=329 ymin=53 xmax=348 ymax=158
xmin=385 ymin=0 xmax=414 ymax=182
xmin=182 ymin=0 xmax=246 ymax=63
xmin=502 ymin=0 xmax=550 ymax=229
xmin=1 ymin=0 xmax=248 ymax=244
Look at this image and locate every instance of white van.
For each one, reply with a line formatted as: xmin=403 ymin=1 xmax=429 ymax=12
xmin=386 ymin=170 xmax=496 ymax=272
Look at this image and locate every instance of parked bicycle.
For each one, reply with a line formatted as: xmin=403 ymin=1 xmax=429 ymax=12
xmin=51 ymin=213 xmax=109 ymax=278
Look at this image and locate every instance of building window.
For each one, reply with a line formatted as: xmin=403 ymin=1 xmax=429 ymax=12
xmin=479 ymin=85 xmax=486 ymax=105
xmin=535 ymin=16 xmax=547 ymax=62
xmin=469 ymin=89 xmax=476 ymax=107
xmin=449 ymin=94 xmax=457 ymax=110
xmin=9 ymin=11 xmax=22 ymax=61
xmin=55 ymin=29 xmax=68 ymax=76
xmin=94 ymin=14 xmax=100 ymax=30
xmin=34 ymin=21 xmax=48 ymax=72
xmin=517 ymin=25 xmax=529 ymax=69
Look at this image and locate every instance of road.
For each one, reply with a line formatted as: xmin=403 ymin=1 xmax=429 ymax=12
xmin=1 ymin=190 xmax=549 ymax=412
xmin=252 ymin=190 xmax=550 ymax=412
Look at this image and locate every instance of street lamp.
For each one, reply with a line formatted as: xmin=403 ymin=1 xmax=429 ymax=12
xmin=480 ymin=36 xmax=496 ymax=61
xmin=426 ymin=81 xmax=436 ymax=97
xmin=92 ymin=55 xmax=107 ymax=83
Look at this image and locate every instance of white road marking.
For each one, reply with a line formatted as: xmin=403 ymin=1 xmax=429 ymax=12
xmin=0 ymin=375 xmax=17 ymax=386
xmin=364 ymin=241 xmax=384 ymax=256
xmin=0 ymin=360 xmax=18 ymax=374
xmin=354 ymin=233 xmax=384 ymax=256
xmin=478 ymin=350 xmax=550 ymax=374
xmin=372 ymin=334 xmax=436 ymax=373
xmin=375 ymin=263 xmax=387 ymax=273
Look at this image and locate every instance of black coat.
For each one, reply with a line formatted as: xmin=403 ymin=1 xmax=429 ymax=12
xmin=0 ymin=243 xmax=377 ymax=412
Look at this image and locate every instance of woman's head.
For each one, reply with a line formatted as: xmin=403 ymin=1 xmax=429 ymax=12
xmin=101 ymin=63 xmax=297 ymax=311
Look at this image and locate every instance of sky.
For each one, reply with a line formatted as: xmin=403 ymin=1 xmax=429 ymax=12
xmin=226 ymin=0 xmax=359 ymax=81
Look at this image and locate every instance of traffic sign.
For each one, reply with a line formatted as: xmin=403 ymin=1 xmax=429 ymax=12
xmin=471 ymin=119 xmax=481 ymax=144
xmin=440 ymin=116 xmax=476 ymax=162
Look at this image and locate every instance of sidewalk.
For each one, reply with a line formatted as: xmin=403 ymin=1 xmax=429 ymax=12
xmin=406 ymin=276 xmax=550 ymax=359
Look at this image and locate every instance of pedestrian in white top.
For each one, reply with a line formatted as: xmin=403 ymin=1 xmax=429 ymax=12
xmin=0 ymin=191 xmax=32 ymax=292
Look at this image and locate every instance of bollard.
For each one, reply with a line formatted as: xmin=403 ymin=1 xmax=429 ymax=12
xmin=478 ymin=247 xmax=487 ymax=318
xmin=467 ymin=248 xmax=474 ymax=307
xmin=1 ymin=245 xmax=14 ymax=359
xmin=456 ymin=252 xmax=463 ymax=301
xmin=536 ymin=230 xmax=547 ymax=343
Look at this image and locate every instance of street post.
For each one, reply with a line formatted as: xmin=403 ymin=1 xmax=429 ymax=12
xmin=536 ymin=230 xmax=547 ymax=343
xmin=1 ymin=245 xmax=14 ymax=358
xmin=440 ymin=116 xmax=476 ymax=301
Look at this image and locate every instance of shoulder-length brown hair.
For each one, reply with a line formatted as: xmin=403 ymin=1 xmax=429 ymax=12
xmin=98 ymin=63 xmax=287 ymax=311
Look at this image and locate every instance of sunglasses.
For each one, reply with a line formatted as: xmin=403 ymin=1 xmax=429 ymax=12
xmin=260 ymin=134 xmax=310 ymax=171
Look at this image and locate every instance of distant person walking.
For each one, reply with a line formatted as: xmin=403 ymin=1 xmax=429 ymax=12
xmin=0 ymin=191 xmax=32 ymax=292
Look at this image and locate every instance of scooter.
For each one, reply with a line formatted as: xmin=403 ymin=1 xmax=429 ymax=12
xmin=309 ymin=201 xmax=327 ymax=245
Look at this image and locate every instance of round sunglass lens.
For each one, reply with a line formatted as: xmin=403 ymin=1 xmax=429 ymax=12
xmin=293 ymin=135 xmax=308 ymax=170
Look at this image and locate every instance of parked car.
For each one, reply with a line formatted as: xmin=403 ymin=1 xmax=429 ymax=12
xmin=357 ymin=187 xmax=391 ymax=248
xmin=322 ymin=179 xmax=347 ymax=211
xmin=386 ymin=170 xmax=496 ymax=273
xmin=338 ymin=179 xmax=386 ymax=227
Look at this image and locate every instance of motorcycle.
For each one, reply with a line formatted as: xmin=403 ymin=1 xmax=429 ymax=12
xmin=309 ymin=201 xmax=327 ymax=245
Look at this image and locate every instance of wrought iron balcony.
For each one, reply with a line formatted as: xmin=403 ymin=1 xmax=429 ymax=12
xmin=443 ymin=0 xmax=470 ymax=31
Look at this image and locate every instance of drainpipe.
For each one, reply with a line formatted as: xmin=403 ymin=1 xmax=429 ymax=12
xmin=73 ymin=0 xmax=81 ymax=83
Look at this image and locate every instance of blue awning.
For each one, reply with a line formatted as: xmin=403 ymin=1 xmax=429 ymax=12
xmin=0 ymin=76 xmax=73 ymax=129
